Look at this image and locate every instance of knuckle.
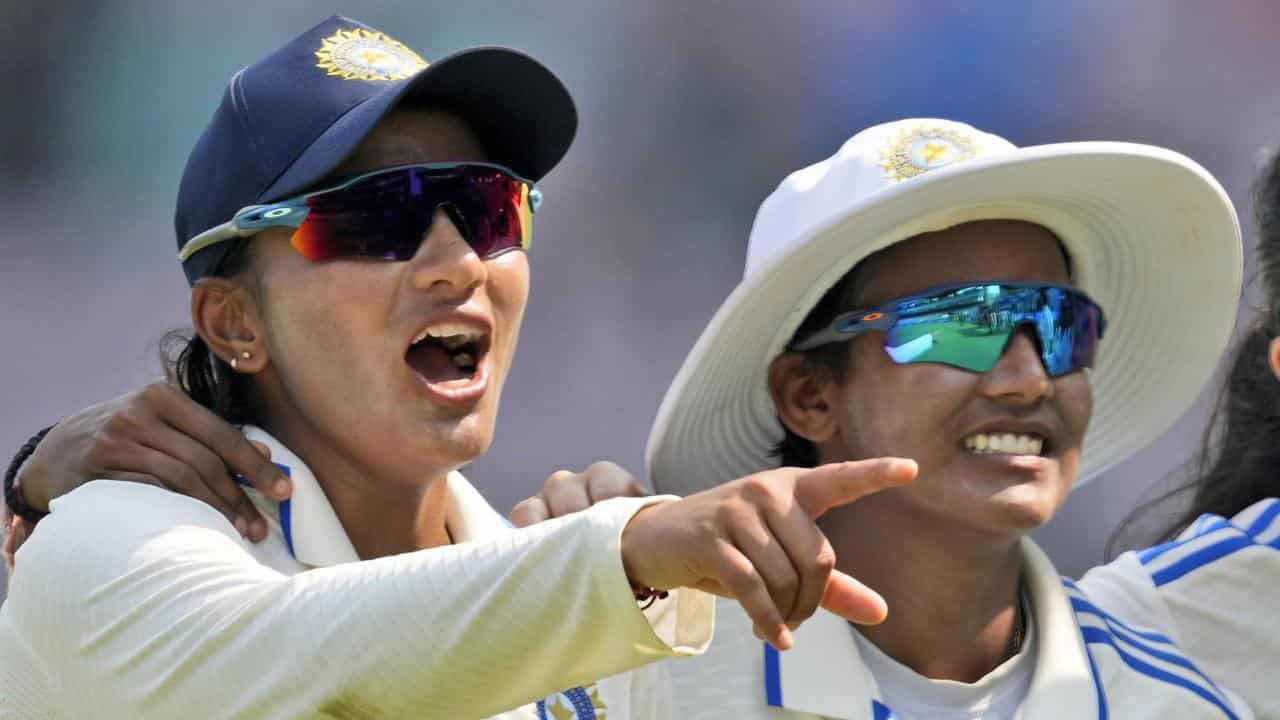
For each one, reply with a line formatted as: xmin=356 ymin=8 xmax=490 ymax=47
xmin=545 ymin=470 xmax=577 ymax=487
xmin=586 ymin=460 xmax=625 ymax=476
xmin=768 ymin=569 xmax=798 ymax=595
xmin=104 ymin=409 xmax=141 ymax=435
xmin=813 ymin=548 xmax=837 ymax=575
xmin=174 ymin=466 xmax=203 ymax=490
xmin=139 ymin=382 xmax=175 ymax=406
xmin=738 ymin=476 xmax=776 ymax=505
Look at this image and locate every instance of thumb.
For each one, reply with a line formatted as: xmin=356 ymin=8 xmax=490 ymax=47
xmin=820 ymin=570 xmax=888 ymax=626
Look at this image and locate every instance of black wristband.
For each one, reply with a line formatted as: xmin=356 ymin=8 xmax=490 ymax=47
xmin=4 ymin=424 xmax=56 ymax=523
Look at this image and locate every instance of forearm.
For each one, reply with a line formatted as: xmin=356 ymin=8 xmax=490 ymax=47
xmin=5 ymin=483 xmax=710 ymax=718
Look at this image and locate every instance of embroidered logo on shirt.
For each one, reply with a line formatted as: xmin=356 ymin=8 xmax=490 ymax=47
xmin=314 ymin=27 xmax=427 ymax=81
xmin=538 ymin=685 xmax=607 ymax=719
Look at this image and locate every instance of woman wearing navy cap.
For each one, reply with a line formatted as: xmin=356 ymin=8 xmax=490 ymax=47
xmin=0 ymin=16 xmax=912 ymax=719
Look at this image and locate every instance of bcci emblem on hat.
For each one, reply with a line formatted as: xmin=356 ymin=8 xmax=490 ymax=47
xmin=315 ymin=27 xmax=428 ymax=81
xmin=879 ymin=126 xmax=979 ymax=181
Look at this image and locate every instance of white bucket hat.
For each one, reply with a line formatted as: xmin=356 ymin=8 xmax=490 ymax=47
xmin=646 ymin=118 xmax=1241 ymax=496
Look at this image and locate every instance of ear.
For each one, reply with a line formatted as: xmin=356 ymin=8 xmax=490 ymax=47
xmin=191 ymin=277 xmax=267 ymax=374
xmin=1269 ymin=336 xmax=1280 ymax=382
xmin=768 ymin=352 xmax=841 ymax=445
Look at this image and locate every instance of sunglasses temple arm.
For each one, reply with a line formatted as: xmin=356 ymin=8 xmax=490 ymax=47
xmin=789 ymin=327 xmax=849 ymax=352
xmin=177 ymin=212 xmax=271 ymax=263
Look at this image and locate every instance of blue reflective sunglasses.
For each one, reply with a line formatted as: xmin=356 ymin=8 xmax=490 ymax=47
xmin=790 ymin=282 xmax=1106 ymax=377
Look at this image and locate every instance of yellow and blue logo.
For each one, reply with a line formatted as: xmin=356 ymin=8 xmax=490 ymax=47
xmin=879 ymin=126 xmax=978 ymax=181
xmin=538 ymin=685 xmax=608 ymax=719
xmin=315 ymin=27 xmax=427 ymax=82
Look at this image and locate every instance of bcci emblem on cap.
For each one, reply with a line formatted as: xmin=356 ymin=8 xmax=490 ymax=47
xmin=315 ymin=27 xmax=428 ymax=81
xmin=879 ymin=126 xmax=979 ymax=181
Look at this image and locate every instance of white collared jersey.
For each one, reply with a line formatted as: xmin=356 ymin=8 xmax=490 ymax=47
xmin=669 ymin=538 xmax=1252 ymax=720
xmin=1079 ymin=497 xmax=1280 ymax=719
xmin=0 ymin=427 xmax=713 ymax=720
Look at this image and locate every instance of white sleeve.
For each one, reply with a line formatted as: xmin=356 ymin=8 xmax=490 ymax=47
xmin=669 ymin=597 xmax=817 ymax=720
xmin=1080 ymin=498 xmax=1280 ymax=720
xmin=0 ymin=481 xmax=712 ymax=719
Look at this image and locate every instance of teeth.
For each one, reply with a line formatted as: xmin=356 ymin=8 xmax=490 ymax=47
xmin=963 ymin=433 xmax=1044 ymax=456
xmin=412 ymin=323 xmax=484 ymax=348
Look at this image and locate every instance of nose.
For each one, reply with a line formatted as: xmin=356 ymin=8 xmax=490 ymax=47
xmin=407 ymin=206 xmax=486 ymax=298
xmin=980 ymin=327 xmax=1054 ymax=404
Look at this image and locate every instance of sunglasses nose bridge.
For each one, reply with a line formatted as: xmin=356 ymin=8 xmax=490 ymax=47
xmin=433 ymin=201 xmax=471 ymax=243
xmin=993 ymin=325 xmax=1054 ymax=378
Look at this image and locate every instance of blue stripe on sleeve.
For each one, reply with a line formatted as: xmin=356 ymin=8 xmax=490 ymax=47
xmin=871 ymin=699 xmax=897 ymax=720
xmin=1246 ymin=498 xmax=1280 ymax=537
xmin=1081 ymin=642 xmax=1109 ymax=720
xmin=1071 ymin=599 xmax=1233 ymax=703
xmin=1137 ymin=519 xmax=1230 ymax=564
xmin=1067 ymin=594 xmax=1174 ymax=645
xmin=764 ymin=643 xmax=782 ymax=707
xmin=1149 ymin=535 xmax=1253 ymax=587
xmin=1080 ymin=627 xmax=1239 ymax=719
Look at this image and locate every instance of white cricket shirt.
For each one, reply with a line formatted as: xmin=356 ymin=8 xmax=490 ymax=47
xmin=669 ymin=537 xmax=1252 ymax=719
xmin=1080 ymin=497 xmax=1280 ymax=719
xmin=0 ymin=427 xmax=713 ymax=719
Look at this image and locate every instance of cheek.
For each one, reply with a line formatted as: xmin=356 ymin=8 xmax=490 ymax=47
xmin=486 ymin=253 xmax=530 ymax=349
xmin=260 ymin=265 xmax=391 ymax=381
xmin=1056 ymin=372 xmax=1094 ymax=442
xmin=838 ymin=343 xmax=975 ymax=458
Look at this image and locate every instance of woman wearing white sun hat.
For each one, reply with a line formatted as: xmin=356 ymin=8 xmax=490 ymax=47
xmin=648 ymin=118 xmax=1251 ymax=719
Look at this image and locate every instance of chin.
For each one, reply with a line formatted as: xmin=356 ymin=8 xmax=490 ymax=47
xmin=983 ymin=487 xmax=1066 ymax=533
xmin=385 ymin=413 xmax=494 ymax=477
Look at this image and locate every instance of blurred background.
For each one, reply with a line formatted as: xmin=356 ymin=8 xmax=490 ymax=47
xmin=4 ymin=1 xmax=1280 ymax=599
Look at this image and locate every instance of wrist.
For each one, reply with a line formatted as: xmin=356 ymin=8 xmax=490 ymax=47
xmin=5 ymin=425 xmax=56 ymax=522
xmin=619 ymin=499 xmax=673 ymax=591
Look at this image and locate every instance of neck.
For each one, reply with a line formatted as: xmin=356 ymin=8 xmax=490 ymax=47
xmin=821 ymin=494 xmax=1024 ymax=683
xmin=263 ymin=419 xmax=454 ymax=558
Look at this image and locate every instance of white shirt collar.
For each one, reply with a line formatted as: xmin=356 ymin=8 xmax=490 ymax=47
xmin=243 ymin=426 xmax=510 ymax=567
xmin=765 ymin=538 xmax=1098 ymax=720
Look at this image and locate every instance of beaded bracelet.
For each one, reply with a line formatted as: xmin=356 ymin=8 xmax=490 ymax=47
xmin=4 ymin=425 xmax=56 ymax=524
xmin=633 ymin=586 xmax=670 ymax=610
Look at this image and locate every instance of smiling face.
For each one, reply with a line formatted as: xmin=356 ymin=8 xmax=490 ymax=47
xmin=234 ymin=108 xmax=530 ymax=487
xmin=784 ymin=220 xmax=1092 ymax=539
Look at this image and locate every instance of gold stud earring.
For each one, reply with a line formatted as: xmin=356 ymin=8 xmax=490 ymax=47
xmin=231 ymin=351 xmax=251 ymax=372
xmin=241 ymin=350 xmax=252 ymax=360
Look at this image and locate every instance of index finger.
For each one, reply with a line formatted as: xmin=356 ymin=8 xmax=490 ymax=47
xmin=792 ymin=458 xmax=917 ymax=518
xmin=156 ymin=388 xmax=291 ymax=500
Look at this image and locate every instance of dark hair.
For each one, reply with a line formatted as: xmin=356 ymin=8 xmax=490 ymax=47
xmin=1113 ymin=147 xmax=1280 ymax=550
xmin=162 ymin=239 xmax=260 ymax=425
xmin=771 ymin=264 xmax=865 ymax=467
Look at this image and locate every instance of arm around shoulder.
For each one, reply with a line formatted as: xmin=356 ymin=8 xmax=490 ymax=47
xmin=2 ymin=484 xmax=712 ymax=719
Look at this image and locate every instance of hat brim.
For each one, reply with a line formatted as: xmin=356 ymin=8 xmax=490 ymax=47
xmin=260 ymin=46 xmax=576 ymax=202
xmin=646 ymin=142 xmax=1242 ymax=496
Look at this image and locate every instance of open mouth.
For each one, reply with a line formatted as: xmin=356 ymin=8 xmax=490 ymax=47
xmin=962 ymin=432 xmax=1049 ymax=457
xmin=405 ymin=322 xmax=489 ymax=387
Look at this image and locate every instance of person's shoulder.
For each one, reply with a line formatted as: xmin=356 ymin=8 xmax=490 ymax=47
xmin=17 ymin=480 xmax=243 ymax=582
xmin=49 ymin=479 xmax=234 ymax=533
xmin=1129 ymin=496 xmax=1280 ymax=591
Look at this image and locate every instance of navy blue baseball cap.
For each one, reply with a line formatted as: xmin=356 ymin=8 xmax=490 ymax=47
xmin=176 ymin=14 xmax=577 ymax=283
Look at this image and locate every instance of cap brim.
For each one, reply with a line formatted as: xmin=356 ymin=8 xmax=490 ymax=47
xmin=645 ymin=143 xmax=1242 ymax=496
xmin=260 ymin=46 xmax=576 ymax=202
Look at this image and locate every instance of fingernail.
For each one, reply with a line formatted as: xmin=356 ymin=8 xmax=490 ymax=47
xmin=234 ymin=517 xmax=249 ymax=538
xmin=273 ymin=477 xmax=290 ymax=498
xmin=774 ymin=627 xmax=795 ymax=651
